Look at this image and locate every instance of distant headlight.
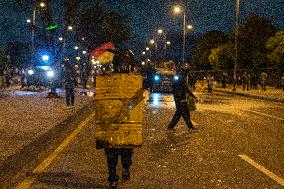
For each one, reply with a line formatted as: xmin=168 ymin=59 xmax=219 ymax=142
xmin=174 ymin=75 xmax=179 ymax=81
xmin=28 ymin=69 xmax=34 ymax=75
xmin=154 ymin=75 xmax=160 ymax=81
xmin=46 ymin=70 xmax=55 ymax=77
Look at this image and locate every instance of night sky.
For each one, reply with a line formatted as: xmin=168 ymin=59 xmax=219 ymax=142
xmin=0 ymin=0 xmax=284 ymax=48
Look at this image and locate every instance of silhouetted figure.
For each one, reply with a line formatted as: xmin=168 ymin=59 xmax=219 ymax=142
xmin=261 ymin=71 xmax=268 ymax=91
xmin=251 ymin=72 xmax=258 ymax=90
xmin=145 ymin=63 xmax=156 ymax=91
xmin=221 ymin=72 xmax=228 ymax=88
xmin=63 ymin=61 xmax=76 ymax=106
xmin=167 ymin=71 xmax=197 ymax=131
xmin=207 ymin=74 xmax=214 ymax=92
xmin=111 ymin=49 xmax=135 ymax=73
xmin=242 ymin=72 xmax=250 ymax=91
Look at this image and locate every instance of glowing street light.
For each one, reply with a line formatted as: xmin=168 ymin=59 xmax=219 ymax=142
xmin=27 ymin=19 xmax=31 ymax=23
xmin=157 ymin=29 xmax=163 ymax=34
xmin=39 ymin=2 xmax=45 ymax=7
xmin=59 ymin=37 xmax=63 ymax=41
xmin=187 ymin=24 xmax=193 ymax=29
xmin=74 ymin=46 xmax=79 ymax=50
xmin=68 ymin=25 xmax=73 ymax=30
xmin=150 ymin=39 xmax=155 ymax=44
xmin=173 ymin=6 xmax=182 ymax=14
xmin=146 ymin=47 xmax=150 ymax=51
xmin=166 ymin=41 xmax=171 ymax=45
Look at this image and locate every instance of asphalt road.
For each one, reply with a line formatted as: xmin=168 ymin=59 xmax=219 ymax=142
xmin=10 ymin=91 xmax=284 ymax=188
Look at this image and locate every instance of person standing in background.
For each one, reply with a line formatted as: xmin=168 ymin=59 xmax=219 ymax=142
xmin=63 ymin=60 xmax=76 ymax=107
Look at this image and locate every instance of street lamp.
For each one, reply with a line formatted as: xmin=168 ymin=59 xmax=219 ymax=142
xmin=30 ymin=2 xmax=46 ymax=67
xmin=173 ymin=5 xmax=192 ymax=65
xmin=157 ymin=29 xmax=163 ymax=34
xmin=233 ymin=0 xmax=240 ymax=91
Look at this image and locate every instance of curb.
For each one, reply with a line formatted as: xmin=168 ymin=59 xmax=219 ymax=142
xmin=215 ymin=89 xmax=284 ymax=104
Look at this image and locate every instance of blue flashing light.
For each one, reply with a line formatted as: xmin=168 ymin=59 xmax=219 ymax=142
xmin=154 ymin=75 xmax=160 ymax=81
xmin=42 ymin=55 xmax=49 ymax=61
xmin=174 ymin=75 xmax=179 ymax=80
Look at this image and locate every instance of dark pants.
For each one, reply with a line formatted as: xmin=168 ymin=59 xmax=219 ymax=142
xmin=168 ymin=102 xmax=193 ymax=129
xmin=105 ymin=148 xmax=133 ymax=182
xmin=65 ymin=87 xmax=75 ymax=106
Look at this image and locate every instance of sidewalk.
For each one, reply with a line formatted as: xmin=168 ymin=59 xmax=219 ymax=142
xmin=0 ymin=87 xmax=94 ymax=163
xmin=214 ymin=85 xmax=284 ymax=103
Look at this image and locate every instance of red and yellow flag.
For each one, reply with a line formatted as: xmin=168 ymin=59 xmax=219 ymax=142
xmin=89 ymin=42 xmax=115 ymax=64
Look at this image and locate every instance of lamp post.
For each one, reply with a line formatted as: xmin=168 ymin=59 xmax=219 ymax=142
xmin=173 ymin=6 xmax=192 ymax=65
xmin=30 ymin=2 xmax=45 ymax=67
xmin=233 ymin=0 xmax=240 ymax=91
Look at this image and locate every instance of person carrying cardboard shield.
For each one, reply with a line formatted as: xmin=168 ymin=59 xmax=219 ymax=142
xmin=94 ymin=48 xmax=143 ymax=189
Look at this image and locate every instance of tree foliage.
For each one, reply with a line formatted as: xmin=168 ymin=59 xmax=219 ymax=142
xmin=237 ymin=13 xmax=277 ymax=69
xmin=0 ymin=49 xmax=11 ymax=71
xmin=191 ymin=31 xmax=227 ymax=71
xmin=76 ymin=2 xmax=131 ymax=50
xmin=6 ymin=42 xmax=31 ymax=69
xmin=266 ymin=30 xmax=284 ymax=67
xmin=209 ymin=43 xmax=235 ymax=70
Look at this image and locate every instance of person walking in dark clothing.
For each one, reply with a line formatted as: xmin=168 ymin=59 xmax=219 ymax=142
xmin=63 ymin=61 xmax=76 ymax=106
xmin=167 ymin=71 xmax=197 ymax=130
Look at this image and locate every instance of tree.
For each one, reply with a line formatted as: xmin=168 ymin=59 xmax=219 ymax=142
xmin=0 ymin=49 xmax=11 ymax=72
xmin=191 ymin=31 xmax=228 ymax=71
xmin=237 ymin=13 xmax=277 ymax=70
xmin=209 ymin=43 xmax=235 ymax=71
xmin=6 ymin=42 xmax=31 ymax=69
xmin=266 ymin=30 xmax=284 ymax=69
xmin=76 ymin=2 xmax=131 ymax=50
xmin=75 ymin=2 xmax=131 ymax=89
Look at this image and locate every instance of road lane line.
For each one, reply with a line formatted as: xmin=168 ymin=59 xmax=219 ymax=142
xmin=246 ymin=110 xmax=284 ymax=121
xmin=239 ymin=154 xmax=284 ymax=186
xmin=16 ymin=111 xmax=96 ymax=189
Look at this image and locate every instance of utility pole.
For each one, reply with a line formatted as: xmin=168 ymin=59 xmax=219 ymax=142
xmin=233 ymin=0 xmax=240 ymax=91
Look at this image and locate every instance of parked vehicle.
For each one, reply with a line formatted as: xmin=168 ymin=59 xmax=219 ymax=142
xmin=26 ymin=66 xmax=55 ymax=86
xmin=151 ymin=61 xmax=179 ymax=93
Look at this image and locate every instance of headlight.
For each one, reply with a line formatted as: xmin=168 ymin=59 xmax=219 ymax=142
xmin=154 ymin=75 xmax=160 ymax=81
xmin=28 ymin=70 xmax=34 ymax=75
xmin=46 ymin=70 xmax=55 ymax=77
xmin=174 ymin=75 xmax=179 ymax=81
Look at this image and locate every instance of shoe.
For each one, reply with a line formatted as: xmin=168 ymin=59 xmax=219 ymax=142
xmin=122 ymin=168 xmax=130 ymax=180
xmin=109 ymin=180 xmax=118 ymax=189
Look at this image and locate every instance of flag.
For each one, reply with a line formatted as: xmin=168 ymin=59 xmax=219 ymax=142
xmin=89 ymin=42 xmax=115 ymax=64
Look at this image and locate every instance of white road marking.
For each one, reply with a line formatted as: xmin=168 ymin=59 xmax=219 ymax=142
xmin=239 ymin=154 xmax=284 ymax=186
xmin=246 ymin=110 xmax=284 ymax=121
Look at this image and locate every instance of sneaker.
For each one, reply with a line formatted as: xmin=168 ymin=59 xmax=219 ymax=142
xmin=122 ymin=168 xmax=130 ymax=180
xmin=109 ymin=180 xmax=118 ymax=189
